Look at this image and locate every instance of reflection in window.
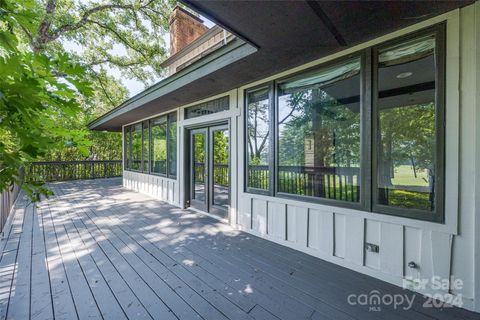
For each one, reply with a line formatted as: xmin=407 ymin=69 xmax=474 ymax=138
xmin=125 ymin=111 xmax=177 ymax=177
xmin=142 ymin=122 xmax=149 ymax=172
xmin=213 ymin=129 xmax=229 ymax=207
xmin=124 ymin=127 xmax=131 ymax=170
xmin=376 ymin=35 xmax=437 ymax=211
xmin=150 ymin=117 xmax=167 ymax=175
xmin=168 ymin=113 xmax=177 ymax=178
xmin=131 ymin=123 xmax=142 ymax=171
xmin=246 ymin=88 xmax=270 ymax=191
xmin=193 ymin=133 xmax=206 ymax=201
xmin=277 ymin=58 xmax=361 ymax=202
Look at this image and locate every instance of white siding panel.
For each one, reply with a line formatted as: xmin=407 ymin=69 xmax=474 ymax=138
xmin=334 ymin=213 xmax=346 ymax=259
xmin=365 ymin=220 xmax=380 ymax=270
xmin=267 ymin=202 xmax=286 ymax=240
xmin=404 ymin=227 xmax=421 ymax=280
xmin=252 ymin=199 xmax=267 ymax=235
xmin=154 ymin=177 xmax=159 ymax=198
xmin=307 ymin=209 xmax=334 ymax=255
xmin=168 ymin=181 xmax=175 ymax=203
xmin=286 ymin=206 xmax=308 ymax=247
xmin=380 ymin=223 xmax=403 ymax=277
xmin=419 ymin=230 xmax=434 ymax=281
xmin=162 ymin=179 xmax=168 ymax=200
xmin=344 ymin=215 xmax=364 ymax=266
xmin=307 ymin=210 xmax=320 ymax=251
xmin=238 ymin=196 xmax=252 ymax=229
xmin=122 ymin=171 xmax=178 ymax=205
xmin=319 ymin=211 xmax=334 ymax=255
xmin=430 ymin=231 xmax=453 ymax=293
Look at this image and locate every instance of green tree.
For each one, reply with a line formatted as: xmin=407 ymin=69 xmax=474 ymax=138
xmin=1 ymin=0 xmax=176 ymax=197
xmin=247 ymin=99 xmax=269 ymax=164
xmin=23 ymin=0 xmax=175 ymax=86
xmin=0 ymin=0 xmax=92 ymax=198
xmin=11 ymin=0 xmax=176 ymax=161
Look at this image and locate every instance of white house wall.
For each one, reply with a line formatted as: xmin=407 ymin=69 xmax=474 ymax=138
xmin=236 ymin=4 xmax=479 ymax=312
xmin=123 ymin=171 xmax=180 ymax=206
xmin=122 ymin=90 xmax=239 ymax=221
xmin=121 ymin=3 xmax=480 ymax=312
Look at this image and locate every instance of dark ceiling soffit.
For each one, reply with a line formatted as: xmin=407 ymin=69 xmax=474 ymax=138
xmin=180 ymin=0 xmax=260 ymax=50
xmin=306 ymin=0 xmax=347 ymax=47
xmin=88 ymin=38 xmax=256 ymax=131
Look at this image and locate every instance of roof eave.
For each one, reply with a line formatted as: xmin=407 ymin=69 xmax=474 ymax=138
xmin=88 ymin=37 xmax=256 ymax=131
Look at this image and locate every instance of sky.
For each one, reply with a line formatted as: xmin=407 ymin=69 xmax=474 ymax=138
xmin=63 ymin=14 xmax=215 ymax=98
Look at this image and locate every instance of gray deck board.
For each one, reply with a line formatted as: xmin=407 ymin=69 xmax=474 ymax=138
xmin=0 ymin=178 xmax=479 ymax=320
xmin=7 ymin=203 xmax=33 ymax=320
xmin=41 ymin=202 xmax=79 ymax=320
xmin=30 ymin=206 xmax=54 ymax=320
xmin=102 ymin=205 xmax=313 ymax=319
xmin=71 ymin=211 xmax=177 ymax=320
xmin=69 ymin=217 xmax=153 ymax=320
xmin=0 ymin=198 xmax=26 ymax=320
xmin=100 ymin=211 xmax=255 ymax=320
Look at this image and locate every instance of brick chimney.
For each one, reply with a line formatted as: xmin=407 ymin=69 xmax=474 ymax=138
xmin=169 ymin=6 xmax=209 ymax=56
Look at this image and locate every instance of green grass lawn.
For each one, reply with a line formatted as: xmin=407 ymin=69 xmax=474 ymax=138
xmin=385 ymin=189 xmax=431 ymax=211
xmin=391 ymin=165 xmax=429 ymax=187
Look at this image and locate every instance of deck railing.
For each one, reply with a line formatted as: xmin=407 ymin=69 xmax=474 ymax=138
xmin=276 ymin=166 xmax=360 ymax=202
xmin=194 ymin=163 xmax=360 ymax=202
xmin=28 ymin=160 xmax=122 ymax=182
xmin=248 ymin=165 xmax=360 ymax=201
xmin=1 ymin=172 xmax=22 ymax=234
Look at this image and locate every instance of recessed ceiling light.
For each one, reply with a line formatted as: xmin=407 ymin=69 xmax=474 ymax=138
xmin=396 ymin=72 xmax=413 ymax=79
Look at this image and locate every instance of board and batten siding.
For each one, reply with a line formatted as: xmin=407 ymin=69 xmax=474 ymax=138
xmin=120 ymin=2 xmax=480 ymax=312
xmin=237 ymin=4 xmax=479 ymax=312
xmin=121 ymin=91 xmax=240 ymax=221
xmin=123 ymin=171 xmax=179 ymax=206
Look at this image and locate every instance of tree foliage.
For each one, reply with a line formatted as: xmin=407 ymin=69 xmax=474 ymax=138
xmin=247 ymin=99 xmax=269 ymax=165
xmin=0 ymin=0 xmax=92 ymax=198
xmin=24 ymin=0 xmax=175 ymax=85
xmin=0 ymin=0 xmax=175 ymax=197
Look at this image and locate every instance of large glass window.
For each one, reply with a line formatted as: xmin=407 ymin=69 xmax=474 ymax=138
xmin=246 ymin=87 xmax=271 ymax=192
xmin=150 ymin=117 xmax=167 ymax=175
xmin=374 ymin=31 xmax=444 ymax=219
xmin=277 ymin=58 xmax=361 ymax=202
xmin=124 ymin=127 xmax=131 ymax=170
xmin=142 ymin=121 xmax=149 ymax=172
xmin=167 ymin=113 xmax=177 ymax=178
xmin=124 ymin=111 xmax=177 ymax=178
xmin=131 ymin=123 xmax=142 ymax=171
xmin=244 ymin=25 xmax=445 ymax=222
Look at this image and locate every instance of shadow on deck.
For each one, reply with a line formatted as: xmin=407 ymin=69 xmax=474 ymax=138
xmin=0 ymin=178 xmax=478 ymax=320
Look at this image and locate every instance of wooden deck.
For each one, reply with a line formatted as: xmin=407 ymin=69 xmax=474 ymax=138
xmin=1 ymin=178 xmax=478 ymax=320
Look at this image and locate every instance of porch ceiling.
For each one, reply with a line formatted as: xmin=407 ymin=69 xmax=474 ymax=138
xmin=89 ymin=0 xmax=472 ymax=132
